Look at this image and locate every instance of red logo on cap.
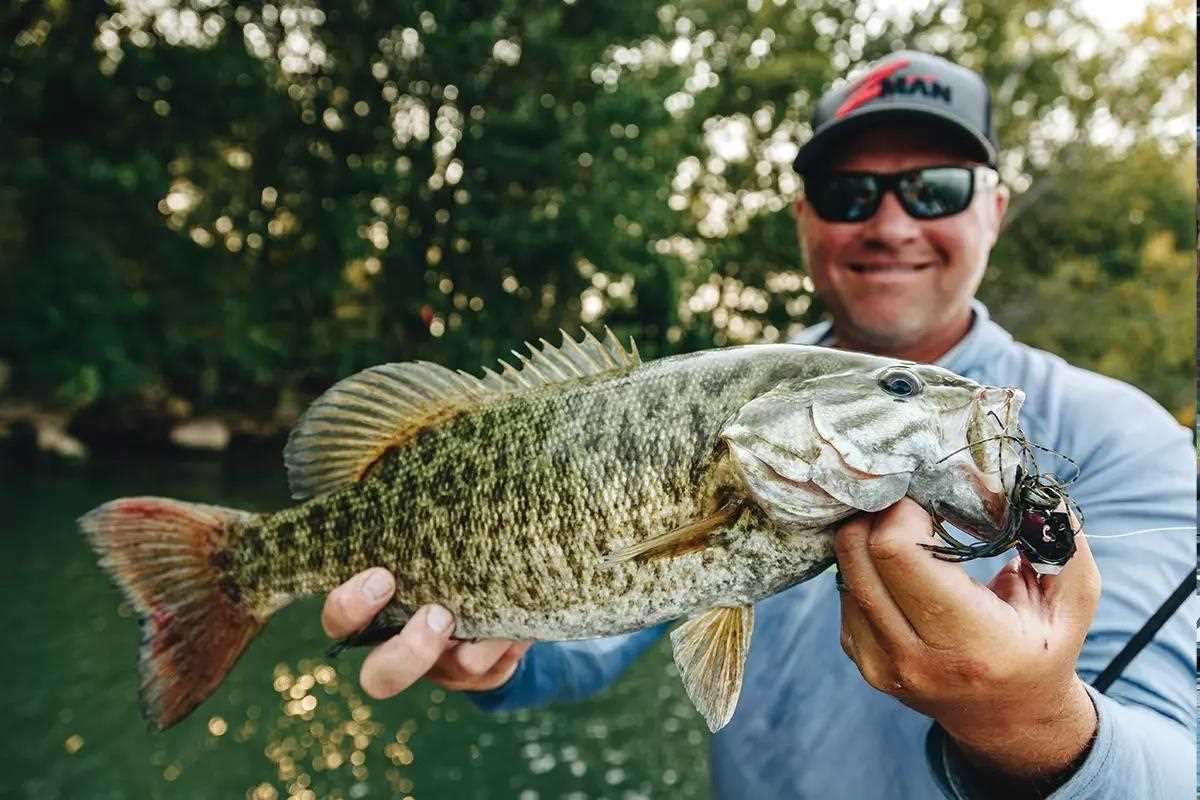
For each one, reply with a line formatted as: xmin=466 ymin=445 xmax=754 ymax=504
xmin=835 ymin=59 xmax=910 ymax=118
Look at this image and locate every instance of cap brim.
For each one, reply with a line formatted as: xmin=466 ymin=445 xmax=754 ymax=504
xmin=793 ymin=105 xmax=997 ymax=175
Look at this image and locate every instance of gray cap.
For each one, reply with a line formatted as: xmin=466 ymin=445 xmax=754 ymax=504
xmin=793 ymin=51 xmax=997 ymax=175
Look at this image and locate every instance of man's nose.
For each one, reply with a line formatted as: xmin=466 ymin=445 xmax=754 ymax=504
xmin=861 ymin=190 xmax=921 ymax=245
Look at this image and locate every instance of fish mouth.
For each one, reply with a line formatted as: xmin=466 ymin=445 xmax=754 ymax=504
xmin=921 ymin=386 xmax=1025 ymax=541
xmin=931 ymin=500 xmax=978 ymax=538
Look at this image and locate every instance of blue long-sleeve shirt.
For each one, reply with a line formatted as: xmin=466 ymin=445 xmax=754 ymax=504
xmin=469 ymin=302 xmax=1197 ymax=799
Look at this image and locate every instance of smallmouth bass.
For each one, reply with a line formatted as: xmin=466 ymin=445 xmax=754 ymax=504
xmin=81 ymin=330 xmax=1024 ymax=733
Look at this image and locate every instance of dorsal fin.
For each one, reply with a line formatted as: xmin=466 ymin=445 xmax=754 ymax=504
xmin=283 ymin=328 xmax=641 ymax=499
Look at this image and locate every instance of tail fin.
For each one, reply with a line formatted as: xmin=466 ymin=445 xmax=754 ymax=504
xmin=80 ymin=497 xmax=264 ymax=731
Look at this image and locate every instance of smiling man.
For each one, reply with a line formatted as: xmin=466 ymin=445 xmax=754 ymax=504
xmin=798 ymin=129 xmax=1003 ymax=361
xmin=320 ymin=52 xmax=1196 ymax=798
xmin=792 ymin=53 xmax=1008 ymax=364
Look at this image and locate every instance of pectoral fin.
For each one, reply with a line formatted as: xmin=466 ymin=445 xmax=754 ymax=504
xmin=600 ymin=502 xmax=743 ymax=566
xmin=670 ymin=605 xmax=753 ymax=733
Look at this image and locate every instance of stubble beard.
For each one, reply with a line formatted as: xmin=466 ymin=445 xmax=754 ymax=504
xmin=830 ymin=294 xmax=936 ymax=356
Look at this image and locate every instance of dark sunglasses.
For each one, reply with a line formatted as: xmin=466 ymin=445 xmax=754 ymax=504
xmin=804 ymin=165 xmax=1000 ymax=223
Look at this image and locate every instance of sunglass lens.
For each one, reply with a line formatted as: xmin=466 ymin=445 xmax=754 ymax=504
xmin=811 ymin=174 xmax=881 ymax=222
xmin=899 ymin=167 xmax=973 ymax=219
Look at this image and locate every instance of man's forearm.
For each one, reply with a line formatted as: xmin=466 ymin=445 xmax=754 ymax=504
xmin=930 ymin=682 xmax=1195 ymax=800
xmin=942 ymin=677 xmax=1097 ymax=798
xmin=468 ymin=624 xmax=670 ymax=712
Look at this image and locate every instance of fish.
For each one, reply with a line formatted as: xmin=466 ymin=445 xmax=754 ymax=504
xmin=80 ymin=329 xmax=1025 ymax=734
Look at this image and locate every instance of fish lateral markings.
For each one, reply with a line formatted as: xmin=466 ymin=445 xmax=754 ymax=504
xmin=80 ymin=329 xmax=1026 ymax=733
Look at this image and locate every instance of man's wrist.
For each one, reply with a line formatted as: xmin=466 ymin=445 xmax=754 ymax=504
xmin=941 ymin=677 xmax=1098 ymax=788
xmin=461 ymin=649 xmax=529 ymax=708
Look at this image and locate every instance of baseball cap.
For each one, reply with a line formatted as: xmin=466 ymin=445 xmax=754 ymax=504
xmin=793 ymin=51 xmax=997 ymax=175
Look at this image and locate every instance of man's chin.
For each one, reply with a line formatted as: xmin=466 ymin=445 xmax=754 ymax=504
xmin=844 ymin=306 xmax=932 ymax=351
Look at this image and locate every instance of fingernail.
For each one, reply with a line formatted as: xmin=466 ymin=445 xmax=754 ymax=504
xmin=360 ymin=570 xmax=393 ymax=603
xmin=425 ymin=604 xmax=452 ymax=634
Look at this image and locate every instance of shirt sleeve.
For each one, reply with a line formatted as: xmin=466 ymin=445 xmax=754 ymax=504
xmin=926 ymin=685 xmax=1195 ymax=799
xmin=465 ymin=622 xmax=671 ymax=712
xmin=927 ymin=373 xmax=1197 ymax=798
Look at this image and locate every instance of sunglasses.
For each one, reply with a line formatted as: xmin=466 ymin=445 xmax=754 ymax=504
xmin=804 ymin=165 xmax=1000 ymax=223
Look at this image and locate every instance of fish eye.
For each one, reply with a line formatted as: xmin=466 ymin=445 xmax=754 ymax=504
xmin=879 ymin=368 xmax=922 ymax=398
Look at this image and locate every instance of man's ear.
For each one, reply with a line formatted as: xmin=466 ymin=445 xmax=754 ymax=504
xmin=988 ymin=185 xmax=1010 ymax=245
xmin=792 ymin=197 xmax=808 ymax=253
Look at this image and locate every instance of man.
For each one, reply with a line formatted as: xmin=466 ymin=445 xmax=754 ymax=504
xmin=320 ymin=52 xmax=1196 ymax=798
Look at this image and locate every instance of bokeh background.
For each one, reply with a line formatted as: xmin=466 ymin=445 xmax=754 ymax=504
xmin=2 ymin=1 xmax=1194 ymax=798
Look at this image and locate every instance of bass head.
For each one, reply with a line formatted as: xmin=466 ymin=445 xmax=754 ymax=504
xmin=720 ymin=363 xmax=1024 ymax=539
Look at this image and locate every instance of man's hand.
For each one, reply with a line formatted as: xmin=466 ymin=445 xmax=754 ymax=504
xmin=321 ymin=568 xmax=531 ymax=699
xmin=835 ymin=499 xmax=1101 ymax=789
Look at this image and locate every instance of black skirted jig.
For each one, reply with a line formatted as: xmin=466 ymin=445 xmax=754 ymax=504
xmin=1011 ymin=468 xmax=1077 ymax=574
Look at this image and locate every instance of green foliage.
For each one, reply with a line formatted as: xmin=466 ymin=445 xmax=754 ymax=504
xmin=985 ymin=141 xmax=1196 ymax=424
xmin=0 ymin=0 xmax=1192 ymax=425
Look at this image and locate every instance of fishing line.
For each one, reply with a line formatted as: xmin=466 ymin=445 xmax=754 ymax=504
xmin=1084 ymin=526 xmax=1196 ymax=540
xmin=937 ymin=432 xmax=1081 ymax=487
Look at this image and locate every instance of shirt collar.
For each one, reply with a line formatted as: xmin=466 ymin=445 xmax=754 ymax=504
xmin=792 ymin=299 xmax=1012 ymax=374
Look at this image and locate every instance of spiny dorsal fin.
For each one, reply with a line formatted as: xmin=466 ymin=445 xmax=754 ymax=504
xmin=284 ymin=328 xmax=640 ymax=499
xmin=671 ymin=605 xmax=754 ymax=732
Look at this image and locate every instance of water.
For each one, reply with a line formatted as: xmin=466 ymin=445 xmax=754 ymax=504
xmin=5 ymin=453 xmax=710 ymax=799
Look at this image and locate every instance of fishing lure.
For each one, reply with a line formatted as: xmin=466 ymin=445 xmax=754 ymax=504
xmin=1010 ymin=469 xmax=1077 ymax=574
xmin=922 ymin=432 xmax=1082 ymax=574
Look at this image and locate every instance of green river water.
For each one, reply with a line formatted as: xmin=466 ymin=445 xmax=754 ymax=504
xmin=5 ymin=453 xmax=710 ymax=799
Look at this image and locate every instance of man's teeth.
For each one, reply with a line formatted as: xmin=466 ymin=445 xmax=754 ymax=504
xmin=849 ymin=263 xmax=929 ymax=273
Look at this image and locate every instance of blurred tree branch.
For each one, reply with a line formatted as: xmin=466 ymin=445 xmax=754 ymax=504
xmin=0 ymin=0 xmax=1192 ymax=440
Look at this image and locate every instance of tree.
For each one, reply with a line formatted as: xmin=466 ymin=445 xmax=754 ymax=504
xmin=0 ymin=0 xmax=1191 ymax=439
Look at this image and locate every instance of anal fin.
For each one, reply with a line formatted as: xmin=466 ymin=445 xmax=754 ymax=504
xmin=600 ymin=501 xmax=742 ymax=567
xmin=670 ymin=605 xmax=754 ymax=733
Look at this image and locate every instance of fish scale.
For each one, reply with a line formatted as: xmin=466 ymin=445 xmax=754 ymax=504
xmin=80 ymin=330 xmax=1025 ymax=733
xmin=255 ymin=352 xmax=819 ymax=639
